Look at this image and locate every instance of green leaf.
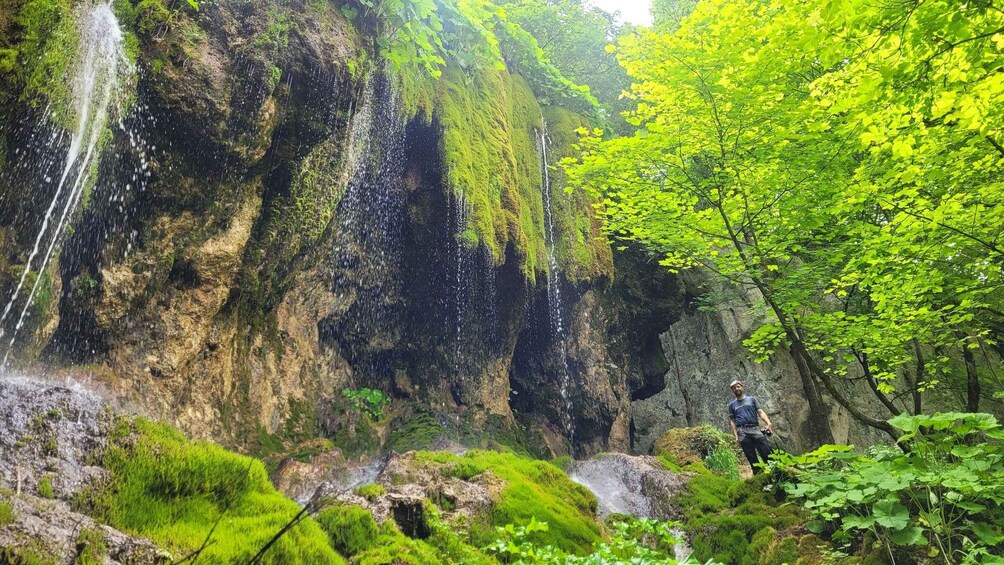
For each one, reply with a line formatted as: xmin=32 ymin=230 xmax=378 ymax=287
xmin=889 ymin=526 xmax=926 ymax=546
xmin=842 ymin=514 xmax=876 ymax=530
xmin=971 ymin=523 xmax=1004 ymax=545
xmin=873 ymin=500 xmax=910 ymax=530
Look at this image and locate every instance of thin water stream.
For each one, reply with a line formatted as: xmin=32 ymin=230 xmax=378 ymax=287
xmin=0 ymin=1 xmax=133 ymax=365
xmin=538 ymin=117 xmax=576 ymax=451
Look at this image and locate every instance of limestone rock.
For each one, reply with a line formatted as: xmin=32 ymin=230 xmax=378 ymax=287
xmin=567 ymin=453 xmax=690 ymax=520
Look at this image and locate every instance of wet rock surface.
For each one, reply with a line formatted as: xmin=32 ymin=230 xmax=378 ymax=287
xmin=567 ymin=453 xmax=690 ymax=520
xmin=0 ymin=377 xmax=165 ymax=563
xmin=0 ymin=376 xmax=109 ymax=498
xmin=0 ymin=495 xmax=166 ymax=564
xmin=275 ymin=450 xmax=502 ymax=525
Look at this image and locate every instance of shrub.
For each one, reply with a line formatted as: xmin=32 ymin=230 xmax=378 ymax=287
xmin=0 ymin=499 xmax=14 ymax=526
xmin=342 ymin=388 xmax=391 ymax=421
xmin=485 ymin=516 xmax=686 ymax=564
xmin=778 ymin=412 xmax=1004 ymax=563
xmin=75 ymin=528 xmax=106 ymax=565
xmin=37 ymin=476 xmax=54 ymax=499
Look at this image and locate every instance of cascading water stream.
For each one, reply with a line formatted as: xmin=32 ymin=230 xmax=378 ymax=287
xmin=538 ymin=117 xmax=576 ymax=452
xmin=453 ymin=188 xmax=471 ymax=383
xmin=0 ymin=1 xmax=132 ymax=366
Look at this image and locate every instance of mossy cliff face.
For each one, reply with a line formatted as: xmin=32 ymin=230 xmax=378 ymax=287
xmin=0 ymin=0 xmax=630 ymax=456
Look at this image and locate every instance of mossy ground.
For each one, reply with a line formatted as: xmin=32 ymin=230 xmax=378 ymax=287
xmin=416 ymin=450 xmax=602 ymax=555
xmin=76 ymin=415 xmax=343 ymax=564
xmin=675 ymin=472 xmax=826 ymax=565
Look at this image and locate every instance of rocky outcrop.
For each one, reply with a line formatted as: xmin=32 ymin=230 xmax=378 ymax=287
xmin=629 ymin=270 xmax=889 ymax=454
xmin=567 ymin=453 xmax=690 ymax=520
xmin=0 ymin=377 xmax=165 ymax=563
xmin=1 ymin=495 xmax=167 ymax=564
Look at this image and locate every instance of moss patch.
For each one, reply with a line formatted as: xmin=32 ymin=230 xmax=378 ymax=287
xmin=76 ymin=416 xmax=344 ymax=564
xmin=676 ymin=472 xmax=817 ymax=565
xmin=316 ymin=503 xmax=379 ymax=557
xmin=437 ymin=66 xmax=548 ymax=282
xmin=415 ymin=450 xmax=601 ymax=554
xmin=542 ymin=106 xmax=613 ymax=283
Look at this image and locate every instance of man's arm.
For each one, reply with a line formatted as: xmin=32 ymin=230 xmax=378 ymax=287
xmin=730 ymin=418 xmax=739 ymax=443
xmin=757 ymin=408 xmax=773 ymax=432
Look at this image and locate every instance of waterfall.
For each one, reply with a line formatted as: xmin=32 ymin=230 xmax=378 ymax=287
xmin=453 ymin=189 xmax=471 ymax=383
xmin=0 ymin=1 xmax=133 ymax=365
xmin=538 ymin=117 xmax=576 ymax=452
xmin=330 ymin=76 xmax=407 ymax=376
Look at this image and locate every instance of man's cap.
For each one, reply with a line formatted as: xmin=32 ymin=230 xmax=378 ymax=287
xmin=729 ymin=380 xmax=743 ymax=388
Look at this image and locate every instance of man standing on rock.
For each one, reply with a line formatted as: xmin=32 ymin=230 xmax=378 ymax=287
xmin=728 ymin=380 xmax=773 ymax=474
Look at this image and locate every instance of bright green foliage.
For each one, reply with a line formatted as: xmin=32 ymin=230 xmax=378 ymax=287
xmin=37 ymin=476 xmax=54 ymax=499
xmin=498 ymin=0 xmax=632 ymax=133
xmin=354 ymin=483 xmax=386 ymax=500
xmin=344 ymin=0 xmax=596 ymax=114
xmin=342 ymin=387 xmax=391 ymax=421
xmin=778 ymin=413 xmax=1004 ymax=563
xmin=485 ymin=515 xmax=690 ymax=564
xmin=316 ymin=504 xmax=379 ymax=557
xmin=416 ymin=450 xmax=602 ymax=554
xmin=74 ymin=528 xmax=107 ymax=565
xmin=565 ymin=0 xmax=1004 ymax=434
xmin=0 ymin=498 xmax=13 ymax=526
xmin=79 ymin=416 xmax=343 ymax=564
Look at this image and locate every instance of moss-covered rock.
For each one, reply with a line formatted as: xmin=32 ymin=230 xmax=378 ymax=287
xmin=675 ymin=472 xmax=828 ymax=565
xmin=414 ymin=450 xmax=601 ymax=554
xmin=78 ymin=415 xmax=344 ymax=564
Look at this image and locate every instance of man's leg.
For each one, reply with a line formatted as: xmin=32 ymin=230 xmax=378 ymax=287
xmin=753 ymin=434 xmax=773 ymax=468
xmin=738 ymin=434 xmax=760 ymax=472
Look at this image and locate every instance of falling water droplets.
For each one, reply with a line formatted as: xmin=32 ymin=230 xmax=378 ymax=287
xmin=538 ymin=115 xmax=577 ymax=453
xmin=0 ymin=0 xmax=134 ymax=366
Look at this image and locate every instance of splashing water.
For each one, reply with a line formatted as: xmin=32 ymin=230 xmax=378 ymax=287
xmin=538 ymin=117 xmax=576 ymax=452
xmin=0 ymin=1 xmax=133 ymax=365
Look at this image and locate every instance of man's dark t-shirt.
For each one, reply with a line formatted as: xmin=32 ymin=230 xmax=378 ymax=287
xmin=729 ymin=396 xmax=761 ymax=427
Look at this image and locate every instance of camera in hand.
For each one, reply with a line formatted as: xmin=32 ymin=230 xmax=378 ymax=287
xmin=761 ymin=427 xmax=773 ymax=436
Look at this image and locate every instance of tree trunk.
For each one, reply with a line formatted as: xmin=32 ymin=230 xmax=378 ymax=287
xmin=963 ymin=344 xmax=981 ymax=412
xmin=790 ymin=345 xmax=835 ymax=445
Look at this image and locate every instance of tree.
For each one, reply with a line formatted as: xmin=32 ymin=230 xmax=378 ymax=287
xmin=497 ymin=0 xmax=632 ymax=132
xmin=565 ymin=0 xmax=1004 ymax=441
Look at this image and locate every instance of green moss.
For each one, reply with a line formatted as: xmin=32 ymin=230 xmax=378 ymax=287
xmin=316 ymin=504 xmax=379 ymax=557
xmin=78 ymin=416 xmax=344 ymax=564
xmin=353 ymin=521 xmax=441 ymax=565
xmin=415 ymin=450 xmax=601 ymax=554
xmin=438 ymin=66 xmax=548 ymax=282
xmin=0 ymin=542 xmax=59 ymax=565
xmin=0 ymin=498 xmax=13 ymax=526
xmin=395 ymin=64 xmax=611 ymax=284
xmin=387 ymin=409 xmax=446 ymax=452
xmin=354 ymin=483 xmax=386 ymax=501
xmin=344 ymin=501 xmax=492 ymax=565
xmin=13 ymin=0 xmax=79 ymax=123
xmin=74 ymin=527 xmax=107 ymax=565
xmin=676 ymin=473 xmax=809 ymax=565
xmin=37 ymin=476 xmax=54 ymax=499
xmin=541 ymin=106 xmax=613 ymax=283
